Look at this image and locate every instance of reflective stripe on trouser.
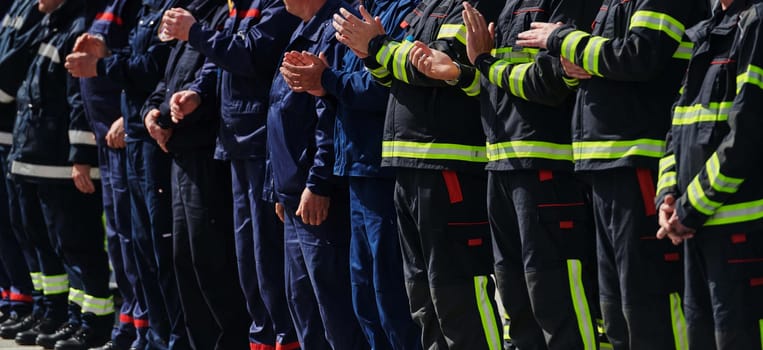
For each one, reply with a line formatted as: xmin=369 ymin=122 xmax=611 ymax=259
xmin=69 ymin=287 xmax=85 ymax=306
xmin=282 ymin=189 xmax=367 ymax=350
xmin=684 ymin=229 xmax=763 ymax=349
xmin=30 ymin=272 xmax=42 ymax=291
xmin=231 ymin=159 xmax=298 ymax=347
xmin=488 ymin=170 xmax=599 ymax=350
xmin=587 ymin=168 xmax=684 ymax=349
xmin=395 ymin=169 xmax=502 ymax=349
xmin=42 ymin=274 xmax=68 ymax=295
xmin=348 ymin=177 xmax=421 ymax=350
xmin=171 ymin=153 xmax=249 ymax=349
xmin=83 ymin=294 xmax=114 ymax=316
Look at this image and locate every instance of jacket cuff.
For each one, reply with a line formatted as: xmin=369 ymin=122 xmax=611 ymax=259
xmin=96 ymin=57 xmax=110 ymax=77
xmin=306 ymin=174 xmax=332 ymax=197
xmin=188 ymin=22 xmax=205 ymax=48
xmin=676 ymin=195 xmax=708 ymax=231
xmin=157 ymin=103 xmax=174 ymax=129
xmin=367 ymin=34 xmax=389 ymax=65
xmin=320 ymin=68 xmax=340 ymax=98
xmin=548 ymin=25 xmax=577 ymax=57
xmin=69 ymin=145 xmax=98 ymax=166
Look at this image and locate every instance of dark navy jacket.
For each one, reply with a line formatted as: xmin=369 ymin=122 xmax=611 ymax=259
xmin=187 ymin=0 xmax=300 ymax=160
xmin=0 ymin=0 xmax=44 ymax=148
xmin=9 ymin=0 xmax=98 ymax=183
xmin=97 ymin=0 xmax=183 ymax=142
xmin=267 ymin=0 xmax=348 ymax=208
xmin=142 ymin=0 xmax=228 ymax=154
xmin=80 ymin=0 xmax=140 ymax=144
xmin=325 ymin=0 xmax=413 ymax=178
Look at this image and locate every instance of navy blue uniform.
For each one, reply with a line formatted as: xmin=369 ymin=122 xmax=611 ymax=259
xmin=96 ymin=0 xmax=186 ymax=347
xmin=267 ymin=0 xmax=366 ymax=348
xmin=79 ymin=0 xmax=142 ymax=347
xmin=9 ymin=0 xmax=114 ymax=347
xmin=186 ymin=0 xmax=301 ymax=347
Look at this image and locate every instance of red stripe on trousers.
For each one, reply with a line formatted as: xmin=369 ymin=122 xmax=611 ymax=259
xmin=441 ymin=170 xmax=463 ymax=204
xmin=94 ymin=12 xmax=123 ymax=25
xmin=276 ymin=341 xmax=301 ymax=350
xmin=133 ymin=319 xmax=149 ymax=328
xmin=9 ymin=292 xmax=32 ymax=303
xmin=636 ymin=168 xmax=657 ymax=216
xmin=250 ymin=343 xmax=276 ymax=350
xmin=119 ymin=313 xmax=133 ymax=324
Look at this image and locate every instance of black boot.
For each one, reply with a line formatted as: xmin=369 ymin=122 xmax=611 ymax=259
xmin=0 ymin=311 xmax=25 ymax=327
xmin=54 ymin=326 xmax=111 ymax=350
xmin=88 ymin=340 xmax=118 ymax=350
xmin=14 ymin=317 xmax=63 ymax=345
xmin=37 ymin=321 xmax=80 ymax=349
xmin=0 ymin=313 xmax=37 ymax=339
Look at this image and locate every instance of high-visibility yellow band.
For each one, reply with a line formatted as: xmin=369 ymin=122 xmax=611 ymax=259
xmin=572 ymin=139 xmax=665 ymax=160
xmin=474 ymin=276 xmax=501 ymax=350
xmin=629 ymin=10 xmax=685 ymax=42
xmin=486 ymin=140 xmax=573 ymax=162
xmin=382 ymin=140 xmax=487 ymax=163
xmin=567 ymin=260 xmax=596 ymax=350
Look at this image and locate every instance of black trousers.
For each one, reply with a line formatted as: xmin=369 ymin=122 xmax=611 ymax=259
xmin=395 ymin=168 xmax=501 ymax=350
xmin=171 ymin=152 xmax=249 ymax=350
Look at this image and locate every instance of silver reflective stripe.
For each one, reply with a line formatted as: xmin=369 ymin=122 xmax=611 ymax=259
xmin=12 ymin=16 xmax=23 ymax=30
xmin=68 ymin=130 xmax=97 ymax=145
xmin=0 ymin=132 xmax=13 ymax=146
xmin=0 ymin=88 xmax=14 ymax=103
xmin=83 ymin=294 xmax=115 ymax=316
xmin=11 ymin=160 xmax=101 ymax=180
xmin=37 ymin=43 xmax=61 ymax=63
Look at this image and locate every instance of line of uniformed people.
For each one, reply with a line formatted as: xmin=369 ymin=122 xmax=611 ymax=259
xmin=0 ymin=0 xmax=761 ymax=348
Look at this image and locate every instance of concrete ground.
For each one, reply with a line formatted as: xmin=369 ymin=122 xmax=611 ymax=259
xmin=0 ymin=338 xmax=28 ymax=349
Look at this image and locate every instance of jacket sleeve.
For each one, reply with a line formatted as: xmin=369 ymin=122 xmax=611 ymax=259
xmin=0 ymin=6 xmax=43 ymax=103
xmin=474 ymin=51 xmax=576 ymax=106
xmin=676 ymin=13 xmax=763 ymax=229
xmin=97 ymin=36 xmax=173 ymax=96
xmin=187 ymin=0 xmax=299 ymax=78
xmin=546 ymin=0 xmax=695 ymax=81
xmin=655 ymin=128 xmax=678 ymax=207
xmin=66 ymin=36 xmax=98 ymax=166
xmin=142 ymin=76 xmax=167 ymax=125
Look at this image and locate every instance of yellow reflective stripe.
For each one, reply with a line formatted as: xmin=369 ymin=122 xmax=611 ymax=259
xmin=463 ymin=70 xmax=481 ymax=96
xmin=759 ymin=319 xmax=762 ymax=349
xmin=736 ymin=64 xmax=763 ymax=93
xmin=672 ymin=102 xmax=732 ymax=125
xmin=659 ymin=154 xmax=676 ymax=175
xmin=600 ymin=342 xmax=614 ymax=349
xmin=42 ymin=274 xmax=68 ymax=295
xmin=629 ymin=10 xmax=685 ymax=42
xmin=508 ymin=63 xmax=532 ymax=100
xmin=704 ymin=197 xmax=763 ymax=226
xmin=567 ymin=260 xmax=596 ymax=350
xmin=657 ymin=171 xmax=677 ymax=195
xmin=82 ymin=294 xmax=114 ymax=316
xmin=392 ymin=41 xmax=415 ymax=83
xmin=673 ymin=41 xmax=693 ymax=60
xmin=572 ymin=139 xmax=665 ymax=160
xmin=488 ymin=60 xmax=511 ymax=88
xmin=376 ymin=40 xmax=401 ymax=68
xmin=30 ymin=272 xmax=43 ymax=291
xmin=561 ymin=31 xmax=589 ymax=65
xmin=367 ymin=65 xmax=390 ymax=80
xmin=69 ymin=288 xmax=85 ymax=306
xmin=437 ymin=24 xmax=466 ymax=45
xmin=582 ymin=36 xmax=609 ymax=76
xmin=382 ymin=140 xmax=488 ymax=162
xmin=687 ymin=177 xmax=722 ymax=215
xmin=706 ymin=153 xmax=744 ymax=194
xmin=491 ymin=47 xmax=539 ymax=63
xmin=486 ymin=140 xmax=573 ymax=161
xmin=474 ymin=276 xmax=501 ymax=350
xmin=563 ymin=76 xmax=579 ymax=88
xmin=670 ymin=292 xmax=689 ymax=350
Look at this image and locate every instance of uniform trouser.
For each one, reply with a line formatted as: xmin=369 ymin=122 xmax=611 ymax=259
xmin=171 ymin=152 xmax=249 ymax=350
xmin=16 ymin=181 xmax=69 ymax=322
xmin=282 ymin=188 xmax=367 ymax=350
xmin=683 ymin=229 xmax=763 ymax=350
xmin=34 ymin=182 xmax=113 ymax=330
xmin=230 ymin=158 xmax=297 ymax=349
xmin=348 ymin=176 xmax=421 ymax=350
xmin=394 ymin=168 xmax=502 ymax=350
xmin=587 ymin=168 xmax=685 ymax=350
xmin=489 ymin=170 xmax=599 ymax=350
xmin=126 ymin=140 xmax=186 ymax=350
xmin=99 ymin=145 xmax=139 ymax=347
xmin=0 ymin=149 xmax=34 ymax=315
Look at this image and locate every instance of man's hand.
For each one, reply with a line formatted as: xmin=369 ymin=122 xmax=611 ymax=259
xmin=144 ymin=109 xmax=172 ymax=153
xmin=162 ymin=8 xmax=196 ymax=41
xmin=295 ymin=188 xmax=330 ymax=226
xmin=280 ymin=51 xmax=329 ymax=96
xmin=516 ymin=22 xmax=564 ymax=49
xmin=560 ymin=57 xmax=591 ymax=79
xmin=65 ymin=52 xmax=99 ymax=78
xmin=275 ymin=202 xmax=285 ymax=223
xmin=656 ymin=194 xmax=695 ymax=245
xmin=463 ymin=2 xmax=495 ymax=64
xmin=333 ymin=5 xmax=385 ymax=58
xmin=72 ymin=164 xmax=96 ymax=194
xmin=409 ymin=42 xmax=460 ymax=81
xmin=170 ymin=90 xmax=201 ymax=123
xmin=73 ymin=33 xmax=108 ymax=58
xmin=105 ymin=117 xmax=126 ymax=149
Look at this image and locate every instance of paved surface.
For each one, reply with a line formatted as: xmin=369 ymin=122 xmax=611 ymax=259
xmin=0 ymin=338 xmax=28 ymax=349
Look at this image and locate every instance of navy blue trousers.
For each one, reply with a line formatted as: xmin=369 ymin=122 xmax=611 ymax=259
xmin=348 ymin=176 xmax=420 ymax=350
xmin=171 ymin=152 xmax=249 ymax=350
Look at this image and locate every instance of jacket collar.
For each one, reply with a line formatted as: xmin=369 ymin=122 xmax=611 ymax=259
xmin=45 ymin=0 xmax=84 ymax=30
